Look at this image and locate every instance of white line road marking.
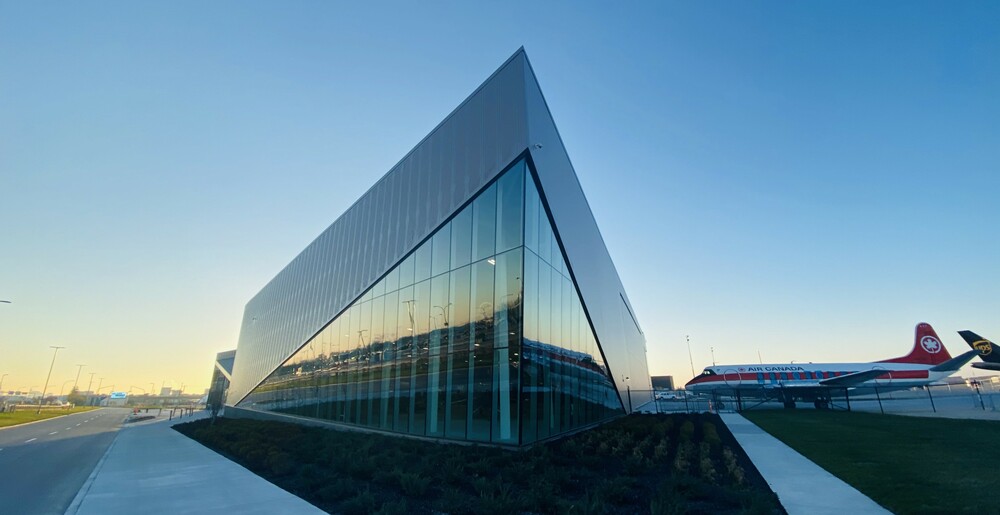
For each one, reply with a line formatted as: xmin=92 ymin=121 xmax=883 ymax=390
xmin=66 ymin=427 xmax=72 ymax=430
xmin=49 ymin=432 xmax=58 ymax=435
xmin=25 ymin=438 xmax=36 ymax=443
xmin=76 ymin=424 xmax=81 ymax=427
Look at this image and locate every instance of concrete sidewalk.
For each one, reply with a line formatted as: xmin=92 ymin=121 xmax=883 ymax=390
xmin=66 ymin=411 xmax=324 ymax=515
xmin=720 ymin=412 xmax=890 ymax=515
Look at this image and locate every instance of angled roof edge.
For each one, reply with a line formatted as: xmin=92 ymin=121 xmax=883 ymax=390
xmin=230 ymin=50 xmax=533 ymax=403
xmin=520 ymin=53 xmax=652 ymax=409
xmin=519 ymin=53 xmax=643 ymax=330
xmin=244 ymin=48 xmax=529 ymax=309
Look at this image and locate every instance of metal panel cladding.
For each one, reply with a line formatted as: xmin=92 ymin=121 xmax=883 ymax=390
xmin=229 ymin=49 xmax=653 ymax=413
xmin=229 ymin=53 xmax=529 ymax=403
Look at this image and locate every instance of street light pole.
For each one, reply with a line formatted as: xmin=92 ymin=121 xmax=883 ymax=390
xmin=0 ymin=373 xmax=7 ymax=393
xmin=73 ymin=364 xmax=86 ymax=390
xmin=38 ymin=346 xmax=66 ymax=414
xmin=86 ymin=373 xmax=96 ymax=394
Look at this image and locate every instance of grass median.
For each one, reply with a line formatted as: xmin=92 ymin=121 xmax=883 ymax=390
xmin=742 ymin=410 xmax=999 ymax=514
xmin=0 ymin=406 xmax=99 ymax=428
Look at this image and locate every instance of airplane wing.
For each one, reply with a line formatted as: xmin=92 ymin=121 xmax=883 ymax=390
xmin=817 ymin=369 xmax=888 ymax=387
xmin=929 ymin=350 xmax=978 ymax=372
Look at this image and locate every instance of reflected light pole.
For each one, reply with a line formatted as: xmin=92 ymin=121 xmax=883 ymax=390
xmin=38 ymin=346 xmax=66 ymax=414
xmin=0 ymin=374 xmax=7 ymax=393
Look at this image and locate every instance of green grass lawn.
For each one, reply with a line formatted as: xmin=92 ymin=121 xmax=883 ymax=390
xmin=0 ymin=406 xmax=98 ymax=428
xmin=742 ymin=410 xmax=999 ymax=514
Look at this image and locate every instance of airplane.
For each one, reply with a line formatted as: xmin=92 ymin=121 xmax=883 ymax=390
xmin=959 ymin=330 xmax=1000 ymax=372
xmin=684 ymin=322 xmax=978 ymax=409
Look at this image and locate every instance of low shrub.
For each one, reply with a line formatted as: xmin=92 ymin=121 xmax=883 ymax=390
xmin=174 ymin=413 xmax=782 ymax=514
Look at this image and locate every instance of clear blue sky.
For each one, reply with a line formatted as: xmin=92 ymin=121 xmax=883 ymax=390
xmin=1 ymin=1 xmax=997 ymax=393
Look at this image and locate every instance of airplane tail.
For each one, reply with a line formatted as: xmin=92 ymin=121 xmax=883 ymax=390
xmin=958 ymin=330 xmax=1000 ymax=363
xmin=879 ymin=323 xmax=952 ymax=365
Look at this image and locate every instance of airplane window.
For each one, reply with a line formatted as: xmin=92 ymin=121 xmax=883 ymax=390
xmin=701 ymin=369 xmax=716 ymax=376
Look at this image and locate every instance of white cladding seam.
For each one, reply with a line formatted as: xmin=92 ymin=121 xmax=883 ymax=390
xmin=229 ymin=49 xmax=652 ymax=412
xmin=229 ymin=52 xmax=529 ymax=403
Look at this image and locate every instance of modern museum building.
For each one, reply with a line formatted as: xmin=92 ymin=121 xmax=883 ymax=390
xmin=226 ymin=49 xmax=652 ymax=446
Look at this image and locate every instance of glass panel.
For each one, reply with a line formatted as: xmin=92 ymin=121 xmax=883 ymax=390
xmin=468 ymin=258 xmax=495 ymax=441
xmin=525 ymin=174 xmax=540 ymax=253
xmin=538 ymin=261 xmax=551 ymax=351
xmin=472 ymin=184 xmax=496 ymax=262
xmin=469 ymin=342 xmax=492 ymax=442
xmin=538 ymin=201 xmax=551 ymax=265
xmin=346 ymin=303 xmax=360 ymax=424
xmin=431 ymin=222 xmax=451 ymax=278
xmin=385 ymin=265 xmax=399 ymax=294
xmin=471 ymin=258 xmax=495 ymax=352
xmin=446 ymin=350 xmax=469 ymax=439
xmin=492 ymin=347 xmax=518 ymax=444
xmin=493 ymin=248 xmax=522 ymax=351
xmin=448 ymin=266 xmax=472 ymax=354
xmin=450 ymin=205 xmax=473 ymax=270
xmin=410 ymin=279 xmax=431 ymax=435
xmin=414 ymin=240 xmax=432 ymax=283
xmin=495 ymin=161 xmax=524 ymax=253
xmin=523 ymin=251 xmax=538 ymax=345
xmin=427 ymin=273 xmax=449 ymax=437
xmin=395 ymin=285 xmax=414 ymax=432
xmin=336 ymin=311 xmax=350 ymax=422
xmin=382 ymin=289 xmax=398 ymax=430
xmin=370 ymin=295 xmax=385 ymax=428
xmin=550 ymin=224 xmax=562 ymax=276
xmin=358 ymin=300 xmax=372 ymax=426
xmin=398 ymin=253 xmax=415 ymax=289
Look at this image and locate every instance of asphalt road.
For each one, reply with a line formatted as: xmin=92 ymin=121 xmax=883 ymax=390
xmin=0 ymin=408 xmax=127 ymax=515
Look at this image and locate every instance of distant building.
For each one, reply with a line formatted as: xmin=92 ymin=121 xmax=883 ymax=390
xmin=159 ymin=387 xmax=172 ymax=397
xmin=651 ymin=376 xmax=675 ymax=390
xmin=226 ymin=49 xmax=652 ymax=446
xmin=207 ymin=349 xmax=236 ymax=410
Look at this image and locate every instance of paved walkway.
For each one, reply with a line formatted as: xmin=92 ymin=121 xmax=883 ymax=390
xmin=66 ymin=411 xmax=324 ymax=515
xmin=719 ymin=412 xmax=890 ymax=515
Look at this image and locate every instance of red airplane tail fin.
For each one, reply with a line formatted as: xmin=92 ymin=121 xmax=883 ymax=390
xmin=880 ymin=323 xmax=952 ymax=365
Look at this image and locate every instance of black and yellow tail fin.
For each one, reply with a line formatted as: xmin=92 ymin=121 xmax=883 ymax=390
xmin=959 ymin=330 xmax=1000 ymax=363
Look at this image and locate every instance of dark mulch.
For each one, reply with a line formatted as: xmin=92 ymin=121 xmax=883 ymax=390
xmin=175 ymin=413 xmax=783 ymax=514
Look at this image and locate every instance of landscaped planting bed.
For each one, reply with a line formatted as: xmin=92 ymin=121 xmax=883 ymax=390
xmin=176 ymin=413 xmax=782 ymax=514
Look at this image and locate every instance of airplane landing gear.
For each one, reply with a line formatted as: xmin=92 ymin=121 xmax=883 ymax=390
xmin=813 ymin=399 xmax=830 ymax=410
xmin=783 ymin=400 xmax=796 ymax=409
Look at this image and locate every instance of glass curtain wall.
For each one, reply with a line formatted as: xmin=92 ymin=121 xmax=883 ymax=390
xmin=520 ymin=172 xmax=623 ymax=444
xmin=241 ymin=160 xmax=525 ymax=445
xmin=240 ymin=157 xmax=622 ymax=445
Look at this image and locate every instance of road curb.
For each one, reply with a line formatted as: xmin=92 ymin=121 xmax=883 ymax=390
xmin=63 ymin=416 xmax=122 ymax=515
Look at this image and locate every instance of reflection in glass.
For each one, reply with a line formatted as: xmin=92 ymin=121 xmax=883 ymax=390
xmin=238 ymin=157 xmax=623 ymax=446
